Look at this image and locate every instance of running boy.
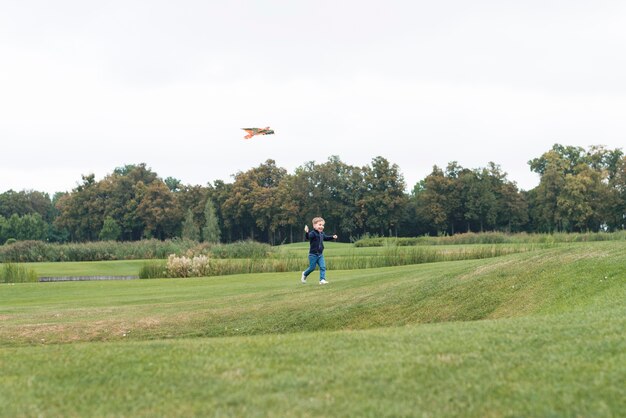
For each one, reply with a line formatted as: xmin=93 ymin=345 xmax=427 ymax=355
xmin=301 ymin=217 xmax=338 ymax=285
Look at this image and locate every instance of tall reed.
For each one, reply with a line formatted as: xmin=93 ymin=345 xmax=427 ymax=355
xmin=354 ymin=231 xmax=626 ymax=247
xmin=151 ymin=245 xmax=535 ymax=279
xmin=0 ymin=263 xmax=39 ymax=283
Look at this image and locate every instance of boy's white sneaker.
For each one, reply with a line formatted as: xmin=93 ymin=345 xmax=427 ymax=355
xmin=319 ymin=279 xmax=329 ymax=285
xmin=301 ymin=271 xmax=307 ymax=284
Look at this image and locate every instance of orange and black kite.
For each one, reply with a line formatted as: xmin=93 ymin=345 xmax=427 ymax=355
xmin=242 ymin=127 xmax=275 ymax=139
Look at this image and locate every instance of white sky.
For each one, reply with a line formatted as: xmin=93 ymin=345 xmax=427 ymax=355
xmin=1 ymin=0 xmax=625 ymax=195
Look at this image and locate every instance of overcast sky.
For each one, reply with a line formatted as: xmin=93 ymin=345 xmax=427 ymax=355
xmin=1 ymin=0 xmax=625 ymax=196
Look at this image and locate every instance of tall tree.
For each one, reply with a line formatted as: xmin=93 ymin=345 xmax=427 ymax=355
xmin=181 ymin=209 xmax=200 ymax=241
xmin=292 ymin=156 xmax=363 ymax=240
xmin=99 ymin=216 xmax=122 ymax=241
xmin=463 ymin=169 xmax=497 ymax=232
xmin=103 ymin=164 xmax=160 ymax=240
xmin=416 ymin=166 xmax=451 ymax=235
xmin=177 ymin=185 xmax=210 ymax=232
xmin=202 ymin=198 xmax=221 ymax=244
xmin=135 ymin=181 xmax=182 ymax=240
xmin=211 ymin=180 xmax=233 ymax=242
xmin=358 ymin=156 xmax=407 ymax=236
xmin=528 ymin=150 xmax=568 ymax=232
xmin=557 ymin=166 xmax=604 ymax=231
xmin=529 ymin=144 xmax=622 ymax=232
xmin=0 ymin=190 xmax=53 ymax=221
xmin=223 ymin=159 xmax=286 ymax=242
xmin=607 ymin=155 xmax=626 ymax=230
xmin=54 ymin=174 xmax=104 ymax=241
xmin=164 ymin=176 xmax=182 ymax=192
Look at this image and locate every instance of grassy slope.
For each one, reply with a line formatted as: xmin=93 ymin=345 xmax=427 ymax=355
xmin=1 ymin=242 xmax=625 ymax=417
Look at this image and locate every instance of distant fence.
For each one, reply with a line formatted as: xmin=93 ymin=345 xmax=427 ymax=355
xmin=39 ymin=276 xmax=139 ymax=282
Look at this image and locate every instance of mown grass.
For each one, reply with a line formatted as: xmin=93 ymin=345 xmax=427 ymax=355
xmin=2 ymin=308 xmax=624 ymax=418
xmin=25 ymin=260 xmax=147 ymax=278
xmin=1 ymin=241 xmax=624 ymax=417
xmin=2 ymin=242 xmax=623 ymax=345
xmin=23 ymin=242 xmax=541 ymax=279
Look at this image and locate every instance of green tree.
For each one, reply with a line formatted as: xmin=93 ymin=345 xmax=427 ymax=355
xmin=529 ymin=144 xmax=622 ymax=232
xmin=5 ymin=214 xmax=21 ymax=241
xmin=223 ymin=159 xmax=286 ymax=242
xmin=274 ymin=174 xmax=300 ymax=243
xmin=0 ymin=215 xmax=6 ymax=244
xmin=18 ymin=213 xmax=48 ymax=241
xmin=211 ymin=180 xmax=233 ymax=242
xmin=557 ymin=166 xmax=605 ymax=231
xmin=249 ymin=160 xmax=287 ymax=244
xmin=0 ymin=213 xmax=47 ymax=242
xmin=0 ymin=190 xmax=53 ymax=221
xmin=416 ymin=166 xmax=451 ymax=235
xmin=444 ymin=162 xmax=468 ymax=234
xmin=498 ymin=181 xmax=528 ymax=232
xmin=291 ymin=156 xmax=363 ymax=240
xmin=54 ymin=174 xmax=104 ymax=241
xmin=528 ymin=150 xmax=568 ymax=232
xmin=135 ymin=181 xmax=182 ymax=240
xmin=181 ymin=209 xmax=200 ymax=241
xmin=202 ymin=198 xmax=221 ymax=243
xmin=357 ymin=156 xmax=407 ymax=236
xmin=607 ymin=155 xmax=626 ymax=230
xmin=177 ymin=185 xmax=210 ymax=230
xmin=103 ymin=164 xmax=160 ymax=240
xmin=99 ymin=216 xmax=122 ymax=241
xmin=164 ymin=176 xmax=182 ymax=192
xmin=316 ymin=156 xmax=362 ymax=239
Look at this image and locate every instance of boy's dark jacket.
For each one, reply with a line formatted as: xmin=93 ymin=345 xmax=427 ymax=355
xmin=305 ymin=229 xmax=335 ymax=255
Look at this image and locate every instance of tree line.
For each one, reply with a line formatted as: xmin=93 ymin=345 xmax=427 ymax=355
xmin=1 ymin=144 xmax=624 ymax=245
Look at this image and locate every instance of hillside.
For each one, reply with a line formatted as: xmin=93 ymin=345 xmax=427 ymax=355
xmin=1 ymin=241 xmax=624 ymax=417
xmin=2 ymin=242 xmax=624 ymax=345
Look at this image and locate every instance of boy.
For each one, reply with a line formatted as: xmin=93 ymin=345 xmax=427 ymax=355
xmin=301 ymin=217 xmax=338 ymax=285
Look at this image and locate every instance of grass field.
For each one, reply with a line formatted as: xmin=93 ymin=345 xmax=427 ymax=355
xmin=1 ymin=241 xmax=625 ymax=417
xmin=26 ymin=259 xmax=147 ymax=277
xmin=25 ymin=242 xmax=543 ymax=279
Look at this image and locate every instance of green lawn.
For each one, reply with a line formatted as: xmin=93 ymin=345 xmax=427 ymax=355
xmin=26 ymin=260 xmax=147 ymax=277
xmin=1 ymin=241 xmax=625 ymax=417
xmin=24 ymin=241 xmax=542 ymax=278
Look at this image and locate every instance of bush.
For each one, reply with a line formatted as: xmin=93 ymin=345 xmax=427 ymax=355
xmin=1 ymin=263 xmax=38 ymax=283
xmin=209 ymin=240 xmax=273 ymax=259
xmin=353 ymin=231 xmax=626 ymax=247
xmin=138 ymin=261 xmax=167 ymax=279
xmin=0 ymin=240 xmax=49 ymax=262
xmin=165 ymin=254 xmax=211 ymax=278
xmin=0 ymin=239 xmax=209 ymax=262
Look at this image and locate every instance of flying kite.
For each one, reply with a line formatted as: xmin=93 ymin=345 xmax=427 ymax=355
xmin=242 ymin=127 xmax=275 ymax=139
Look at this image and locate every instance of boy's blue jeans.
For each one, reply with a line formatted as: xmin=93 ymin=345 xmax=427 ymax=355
xmin=303 ymin=253 xmax=326 ymax=280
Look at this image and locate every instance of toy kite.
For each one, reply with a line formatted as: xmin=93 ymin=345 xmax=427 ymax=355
xmin=242 ymin=127 xmax=275 ymax=139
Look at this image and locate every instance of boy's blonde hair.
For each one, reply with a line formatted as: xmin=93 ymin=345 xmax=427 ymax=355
xmin=312 ymin=217 xmax=325 ymax=226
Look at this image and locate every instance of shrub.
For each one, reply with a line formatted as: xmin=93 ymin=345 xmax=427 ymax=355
xmin=353 ymin=231 xmax=626 ymax=247
xmin=1 ymin=263 xmax=38 ymax=283
xmin=0 ymin=239 xmax=209 ymax=262
xmin=0 ymin=240 xmax=49 ymax=262
xmin=209 ymin=240 xmax=273 ymax=259
xmin=138 ymin=260 xmax=167 ymax=279
xmin=165 ymin=254 xmax=211 ymax=278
